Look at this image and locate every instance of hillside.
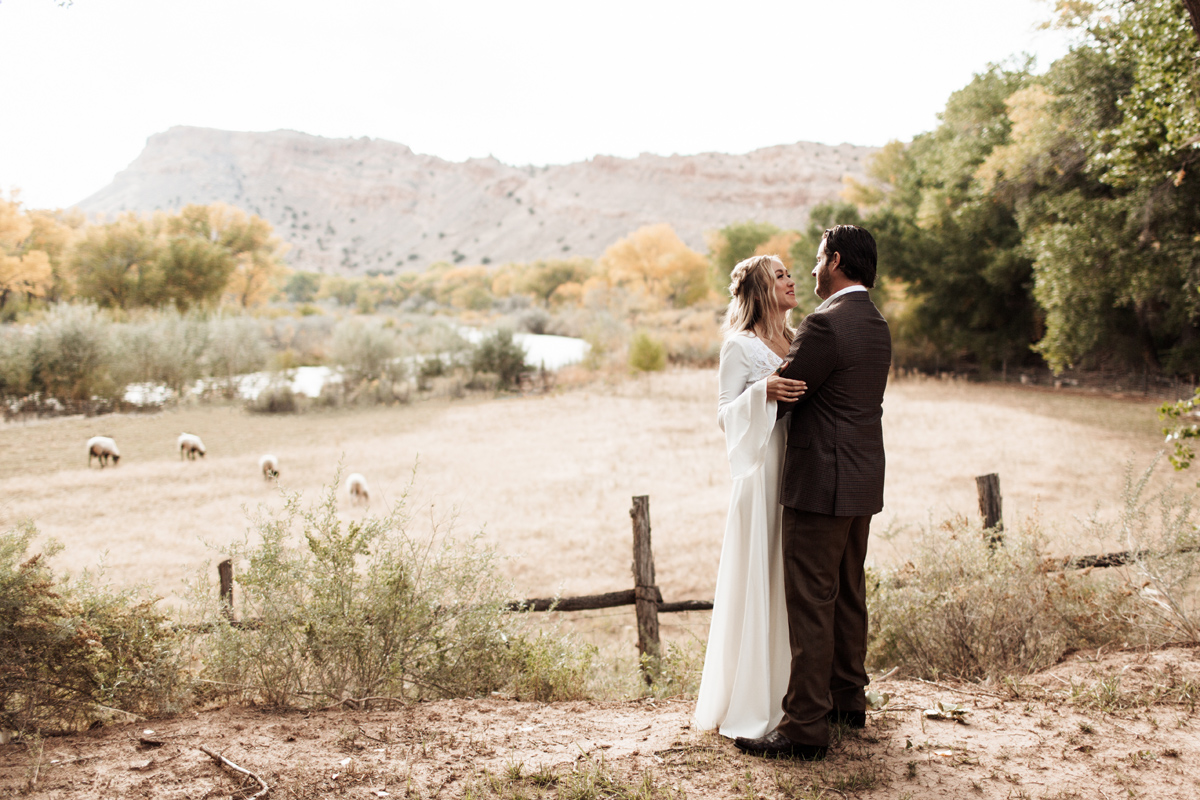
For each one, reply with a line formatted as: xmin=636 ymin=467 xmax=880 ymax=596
xmin=76 ymin=126 xmax=876 ymax=274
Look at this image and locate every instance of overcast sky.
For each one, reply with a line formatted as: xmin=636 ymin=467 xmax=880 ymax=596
xmin=1 ymin=0 xmax=1077 ymax=210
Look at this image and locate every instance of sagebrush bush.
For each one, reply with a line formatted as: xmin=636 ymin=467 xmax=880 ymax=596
xmin=0 ymin=523 xmax=188 ymax=734
xmin=191 ymin=473 xmax=592 ymax=706
xmin=246 ymin=382 xmax=300 ymax=414
xmin=867 ymin=515 xmax=1137 ymax=680
xmin=628 ymin=331 xmax=666 ymax=372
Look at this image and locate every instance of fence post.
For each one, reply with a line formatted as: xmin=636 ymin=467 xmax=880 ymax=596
xmin=975 ymin=473 xmax=1003 ymax=546
xmin=630 ymin=495 xmax=660 ymax=684
xmin=218 ymin=559 xmax=235 ymax=623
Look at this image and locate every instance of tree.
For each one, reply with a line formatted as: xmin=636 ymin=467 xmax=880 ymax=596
xmin=0 ymin=195 xmax=56 ymax=310
xmin=706 ymin=220 xmax=780 ymax=292
xmin=598 ymin=224 xmax=711 ymax=308
xmin=157 ymin=235 xmax=236 ymax=311
xmin=171 ymin=204 xmax=289 ymax=308
xmin=1012 ymin=1 xmax=1200 ymax=372
xmin=470 ymin=328 xmax=529 ymax=390
xmin=854 ymin=64 xmax=1040 ymax=373
xmin=285 ymin=271 xmax=322 ymax=302
xmin=72 ymin=214 xmax=164 ymax=309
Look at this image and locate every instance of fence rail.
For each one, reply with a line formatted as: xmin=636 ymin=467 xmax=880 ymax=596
xmin=207 ymin=476 xmax=1158 ymax=684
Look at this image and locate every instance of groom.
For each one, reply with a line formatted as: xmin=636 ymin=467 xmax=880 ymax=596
xmin=736 ymin=224 xmax=891 ymax=760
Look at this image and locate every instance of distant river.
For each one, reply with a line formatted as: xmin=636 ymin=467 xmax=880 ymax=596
xmin=123 ymin=331 xmax=591 ymax=404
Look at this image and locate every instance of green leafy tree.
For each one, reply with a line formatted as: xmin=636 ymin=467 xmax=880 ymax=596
xmin=72 ymin=214 xmax=164 ymax=309
xmin=157 ymin=235 xmax=236 ymax=311
xmin=1001 ymin=1 xmax=1200 ymax=373
xmin=471 ymin=329 xmax=529 ymax=390
xmin=285 ymin=271 xmax=322 ymax=302
xmin=707 ymin=220 xmax=780 ymax=293
xmin=859 ymin=64 xmax=1040 ymax=373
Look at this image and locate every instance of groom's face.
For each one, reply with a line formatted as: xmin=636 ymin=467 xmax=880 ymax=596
xmin=812 ymin=238 xmax=837 ymax=300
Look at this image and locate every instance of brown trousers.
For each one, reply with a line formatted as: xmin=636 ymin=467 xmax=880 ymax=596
xmin=775 ymin=508 xmax=871 ymax=745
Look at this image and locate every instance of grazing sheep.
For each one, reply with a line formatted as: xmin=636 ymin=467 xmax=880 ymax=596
xmin=259 ymin=454 xmax=279 ymax=480
xmin=87 ymin=436 xmax=120 ymax=468
xmin=178 ymin=433 xmax=206 ymax=460
xmin=346 ymin=473 xmax=370 ymax=504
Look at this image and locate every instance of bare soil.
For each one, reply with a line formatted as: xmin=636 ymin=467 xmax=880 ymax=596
xmin=5 ymin=645 xmax=1200 ymax=799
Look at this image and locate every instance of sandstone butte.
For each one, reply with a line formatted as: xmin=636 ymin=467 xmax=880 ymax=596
xmin=78 ymin=125 xmax=878 ymax=275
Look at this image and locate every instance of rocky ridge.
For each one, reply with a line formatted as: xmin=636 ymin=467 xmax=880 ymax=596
xmin=78 ymin=126 xmax=877 ymax=274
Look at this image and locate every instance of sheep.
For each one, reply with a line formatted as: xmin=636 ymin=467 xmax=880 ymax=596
xmin=178 ymin=433 xmax=206 ymax=460
xmin=346 ymin=473 xmax=370 ymax=505
xmin=259 ymin=454 xmax=279 ymax=480
xmin=87 ymin=436 xmax=120 ymax=468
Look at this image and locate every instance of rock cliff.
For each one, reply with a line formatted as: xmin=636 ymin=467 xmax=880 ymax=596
xmin=78 ymin=126 xmax=876 ymax=273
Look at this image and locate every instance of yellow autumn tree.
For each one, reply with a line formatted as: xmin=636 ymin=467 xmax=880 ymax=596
xmin=597 ymin=224 xmax=712 ymax=308
xmin=0 ymin=194 xmax=57 ymax=309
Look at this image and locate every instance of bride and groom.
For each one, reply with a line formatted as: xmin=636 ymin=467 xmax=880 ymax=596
xmin=693 ymin=224 xmax=891 ymax=760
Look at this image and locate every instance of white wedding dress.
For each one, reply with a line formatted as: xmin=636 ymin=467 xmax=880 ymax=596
xmin=692 ymin=331 xmax=792 ymax=739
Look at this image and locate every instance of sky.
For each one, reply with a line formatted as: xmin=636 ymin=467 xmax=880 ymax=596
xmin=0 ymin=0 xmax=1078 ymax=210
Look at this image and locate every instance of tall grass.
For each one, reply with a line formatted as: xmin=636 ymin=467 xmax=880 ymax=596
xmin=867 ymin=460 xmax=1200 ymax=680
xmin=868 ymin=514 xmax=1138 ymax=680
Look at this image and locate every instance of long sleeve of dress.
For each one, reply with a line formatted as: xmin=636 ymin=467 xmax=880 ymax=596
xmin=717 ymin=336 xmax=778 ymax=481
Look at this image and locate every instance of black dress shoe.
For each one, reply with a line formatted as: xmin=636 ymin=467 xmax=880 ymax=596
xmin=828 ymin=709 xmax=866 ymax=729
xmin=733 ymin=729 xmax=827 ymax=761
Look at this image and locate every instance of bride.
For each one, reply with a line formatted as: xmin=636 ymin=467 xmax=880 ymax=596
xmin=693 ymin=254 xmax=805 ymax=738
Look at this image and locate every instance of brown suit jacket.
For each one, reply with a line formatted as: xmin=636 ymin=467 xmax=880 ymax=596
xmin=777 ymin=291 xmax=891 ymax=516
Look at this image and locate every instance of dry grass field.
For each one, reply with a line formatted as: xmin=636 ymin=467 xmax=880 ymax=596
xmin=0 ymin=369 xmax=1187 ymax=617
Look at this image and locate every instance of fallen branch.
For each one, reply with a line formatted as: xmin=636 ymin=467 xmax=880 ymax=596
xmin=320 ymin=695 xmax=407 ymax=711
xmin=199 ymin=745 xmax=269 ymax=799
xmin=915 ymin=678 xmax=1009 ymax=701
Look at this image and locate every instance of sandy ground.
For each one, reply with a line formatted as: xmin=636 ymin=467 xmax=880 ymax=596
xmin=4 ymin=645 xmax=1200 ymax=798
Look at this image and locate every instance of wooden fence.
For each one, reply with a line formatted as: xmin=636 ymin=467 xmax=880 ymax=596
xmin=213 ymin=477 xmax=1170 ymax=683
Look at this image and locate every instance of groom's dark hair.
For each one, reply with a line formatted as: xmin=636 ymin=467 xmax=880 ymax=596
xmin=822 ymin=225 xmax=877 ymax=289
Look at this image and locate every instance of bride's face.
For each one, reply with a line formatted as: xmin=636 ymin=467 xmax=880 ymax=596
xmin=773 ymin=263 xmax=797 ymax=313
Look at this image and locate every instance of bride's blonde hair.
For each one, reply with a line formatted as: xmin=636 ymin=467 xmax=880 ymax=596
xmin=721 ymin=254 xmax=794 ymax=343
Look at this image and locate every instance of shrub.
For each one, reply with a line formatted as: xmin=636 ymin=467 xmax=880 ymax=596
xmin=205 ymin=315 xmax=268 ymax=397
xmin=0 ymin=325 xmax=33 ymax=401
xmin=246 ymin=382 xmax=300 ymax=414
xmin=0 ymin=523 xmax=188 ymax=734
xmin=628 ymin=331 xmax=666 ymax=372
xmin=112 ymin=310 xmax=209 ymax=397
xmin=471 ymin=329 xmax=530 ymax=391
xmin=191 ymin=473 xmax=591 ymax=706
xmin=30 ymin=304 xmax=120 ymax=407
xmin=331 ymin=317 xmax=406 ymax=394
xmin=867 ymin=515 xmax=1137 ymax=680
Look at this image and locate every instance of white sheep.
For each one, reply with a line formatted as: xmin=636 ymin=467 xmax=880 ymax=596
xmin=87 ymin=436 xmax=120 ymax=468
xmin=259 ymin=454 xmax=279 ymax=480
xmin=346 ymin=473 xmax=370 ymax=505
xmin=178 ymin=433 xmax=206 ymax=460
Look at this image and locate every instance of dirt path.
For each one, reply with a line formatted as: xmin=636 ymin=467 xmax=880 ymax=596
xmin=5 ymin=646 xmax=1200 ymax=799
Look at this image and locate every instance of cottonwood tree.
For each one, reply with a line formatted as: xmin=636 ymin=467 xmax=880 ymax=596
xmin=706 ymin=220 xmax=780 ymax=292
xmin=0 ymin=198 xmax=53 ymax=310
xmin=598 ymin=224 xmax=711 ymax=308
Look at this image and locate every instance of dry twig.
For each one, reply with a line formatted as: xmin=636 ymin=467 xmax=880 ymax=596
xmin=199 ymin=745 xmax=269 ymax=799
xmin=916 ymin=678 xmax=1008 ymax=700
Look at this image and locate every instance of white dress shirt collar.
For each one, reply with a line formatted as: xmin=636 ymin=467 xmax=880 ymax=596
xmin=817 ymin=284 xmax=868 ymax=310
